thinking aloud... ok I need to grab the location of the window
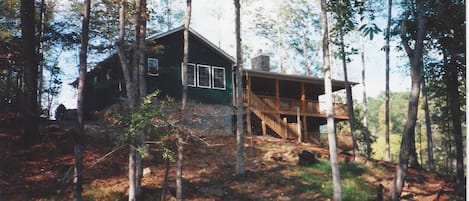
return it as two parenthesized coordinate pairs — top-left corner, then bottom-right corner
(197, 64), (211, 88)
(148, 58), (159, 76)
(186, 63), (196, 87)
(212, 66), (226, 90)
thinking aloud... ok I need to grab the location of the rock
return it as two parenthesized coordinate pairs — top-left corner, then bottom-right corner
(143, 167), (151, 176)
(298, 150), (317, 166)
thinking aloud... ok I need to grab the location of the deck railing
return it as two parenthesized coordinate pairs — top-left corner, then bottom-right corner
(244, 90), (349, 119)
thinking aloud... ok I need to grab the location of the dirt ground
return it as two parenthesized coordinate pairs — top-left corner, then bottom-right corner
(0, 121), (457, 201)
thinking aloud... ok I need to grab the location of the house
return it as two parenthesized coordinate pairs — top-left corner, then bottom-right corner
(76, 26), (355, 143)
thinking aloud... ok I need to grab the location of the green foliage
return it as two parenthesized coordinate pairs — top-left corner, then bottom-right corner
(298, 160), (375, 200)
(113, 91), (171, 158)
(372, 133), (401, 162)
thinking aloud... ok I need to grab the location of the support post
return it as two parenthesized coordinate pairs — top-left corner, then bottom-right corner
(283, 117), (288, 138)
(297, 107), (302, 143)
(275, 79), (280, 112)
(303, 116), (308, 142)
(261, 120), (266, 136)
(301, 82), (306, 112)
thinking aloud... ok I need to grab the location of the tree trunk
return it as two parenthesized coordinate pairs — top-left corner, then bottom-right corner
(21, 0), (39, 141)
(384, 0), (392, 162)
(421, 75), (434, 170)
(339, 29), (358, 157)
(37, 0), (45, 115)
(409, 125), (420, 168)
(390, 1), (425, 199)
(128, 146), (137, 201)
(138, 0), (147, 102)
(361, 36), (371, 159)
(74, 0), (90, 200)
(177, 1), (191, 200)
(117, 0), (136, 108)
(182, 0), (191, 109)
(234, 0), (245, 176)
(321, 0), (341, 200)
(446, 52), (464, 198)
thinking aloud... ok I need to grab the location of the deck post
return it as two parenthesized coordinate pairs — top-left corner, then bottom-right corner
(261, 120), (266, 136)
(297, 107), (302, 143)
(303, 116), (308, 141)
(283, 117), (288, 138)
(301, 82), (306, 112)
(246, 72), (252, 136)
(275, 79), (280, 112)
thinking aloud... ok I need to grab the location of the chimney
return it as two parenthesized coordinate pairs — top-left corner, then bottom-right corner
(251, 49), (270, 72)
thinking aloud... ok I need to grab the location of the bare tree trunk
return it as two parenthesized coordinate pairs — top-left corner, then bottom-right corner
(177, 1), (191, 200)
(117, 0), (136, 108)
(390, 1), (425, 199)
(421, 75), (434, 170)
(321, 0), (341, 200)
(339, 29), (358, 157)
(234, 0), (245, 175)
(360, 37), (371, 159)
(384, 0), (392, 162)
(75, 0), (90, 200)
(182, 0), (191, 110)
(21, 0), (39, 141)
(116, 1), (140, 200)
(138, 0), (147, 102)
(446, 52), (464, 198)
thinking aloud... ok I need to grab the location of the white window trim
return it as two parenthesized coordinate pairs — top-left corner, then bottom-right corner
(147, 58), (159, 76)
(211, 66), (226, 90)
(197, 64), (211, 88)
(181, 62), (196, 87)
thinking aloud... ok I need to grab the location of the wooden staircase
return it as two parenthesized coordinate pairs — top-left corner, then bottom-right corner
(245, 90), (300, 139)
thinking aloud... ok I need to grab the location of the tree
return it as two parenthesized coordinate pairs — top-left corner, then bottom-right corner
(177, 0), (191, 199)
(321, 0), (341, 200)
(390, 0), (425, 199)
(234, 0), (245, 175)
(360, 37), (371, 159)
(384, 0), (392, 162)
(74, 0), (91, 200)
(421, 75), (434, 170)
(328, 0), (359, 157)
(21, 0), (39, 141)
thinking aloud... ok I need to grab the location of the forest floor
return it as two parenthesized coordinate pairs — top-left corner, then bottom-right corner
(0, 121), (458, 201)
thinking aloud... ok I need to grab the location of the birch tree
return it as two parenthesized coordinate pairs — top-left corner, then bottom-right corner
(321, 0), (341, 200)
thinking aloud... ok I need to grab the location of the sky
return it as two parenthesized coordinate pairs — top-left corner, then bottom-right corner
(56, 0), (411, 110)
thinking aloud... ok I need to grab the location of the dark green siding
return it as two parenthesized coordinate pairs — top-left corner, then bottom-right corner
(147, 30), (234, 106)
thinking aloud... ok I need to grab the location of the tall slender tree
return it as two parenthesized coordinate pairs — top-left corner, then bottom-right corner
(75, 0), (91, 200)
(360, 37), (371, 159)
(390, 0), (425, 199)
(177, 0), (191, 200)
(384, 0), (392, 162)
(234, 0), (245, 175)
(321, 0), (341, 200)
(421, 74), (434, 170)
(21, 0), (39, 141)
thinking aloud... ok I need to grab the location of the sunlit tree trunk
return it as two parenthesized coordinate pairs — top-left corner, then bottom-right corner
(384, 0), (392, 162)
(321, 0), (341, 200)
(21, 0), (39, 141)
(75, 0), (90, 200)
(234, 0), (245, 175)
(360, 37), (371, 159)
(390, 1), (425, 199)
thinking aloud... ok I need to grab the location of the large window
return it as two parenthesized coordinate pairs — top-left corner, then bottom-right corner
(212, 66), (226, 90)
(148, 58), (159, 76)
(197, 64), (211, 88)
(186, 63), (196, 87)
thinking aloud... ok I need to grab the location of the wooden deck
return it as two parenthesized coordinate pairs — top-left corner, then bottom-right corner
(244, 89), (348, 143)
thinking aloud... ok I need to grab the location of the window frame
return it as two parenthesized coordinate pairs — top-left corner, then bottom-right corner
(182, 62), (196, 87)
(197, 64), (211, 88)
(147, 58), (159, 76)
(211, 66), (226, 90)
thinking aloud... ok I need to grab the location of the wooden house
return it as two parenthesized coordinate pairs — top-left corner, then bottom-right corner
(75, 26), (355, 143)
